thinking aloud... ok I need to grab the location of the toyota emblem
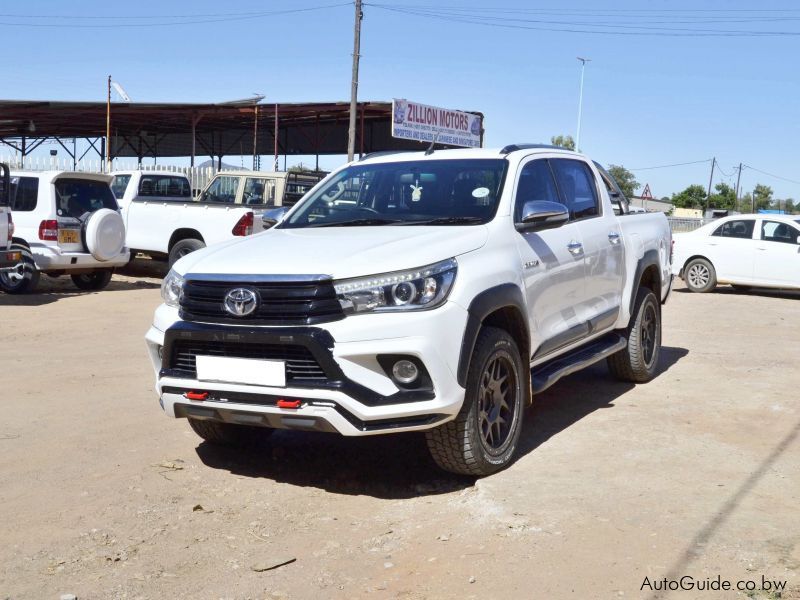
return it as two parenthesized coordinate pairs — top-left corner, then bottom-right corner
(223, 287), (259, 317)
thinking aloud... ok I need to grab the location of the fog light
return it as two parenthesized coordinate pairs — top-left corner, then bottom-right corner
(392, 359), (419, 384)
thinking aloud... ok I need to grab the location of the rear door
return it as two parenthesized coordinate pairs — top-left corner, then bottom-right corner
(754, 220), (800, 287)
(551, 158), (625, 333)
(705, 218), (757, 282)
(0, 164), (9, 250)
(512, 157), (587, 360)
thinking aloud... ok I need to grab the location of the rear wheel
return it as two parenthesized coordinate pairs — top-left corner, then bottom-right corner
(169, 238), (205, 268)
(188, 418), (273, 447)
(425, 327), (527, 476)
(607, 287), (662, 383)
(684, 258), (717, 293)
(0, 244), (39, 294)
(71, 269), (113, 290)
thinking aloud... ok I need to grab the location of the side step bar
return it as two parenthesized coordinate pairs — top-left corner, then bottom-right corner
(532, 333), (627, 394)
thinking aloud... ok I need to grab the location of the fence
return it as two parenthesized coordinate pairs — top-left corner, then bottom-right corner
(667, 217), (712, 233)
(0, 155), (245, 194)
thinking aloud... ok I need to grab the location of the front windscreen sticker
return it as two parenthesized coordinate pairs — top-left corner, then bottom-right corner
(472, 187), (490, 199)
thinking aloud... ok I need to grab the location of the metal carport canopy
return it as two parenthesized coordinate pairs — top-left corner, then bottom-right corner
(0, 99), (484, 159)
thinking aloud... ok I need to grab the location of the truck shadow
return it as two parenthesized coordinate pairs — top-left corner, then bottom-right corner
(195, 346), (689, 499)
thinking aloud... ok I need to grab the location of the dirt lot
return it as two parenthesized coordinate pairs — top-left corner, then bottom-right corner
(1, 262), (798, 600)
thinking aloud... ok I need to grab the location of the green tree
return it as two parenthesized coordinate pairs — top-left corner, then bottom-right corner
(784, 199), (796, 214)
(607, 164), (639, 199)
(707, 182), (736, 210)
(671, 184), (707, 209)
(550, 135), (575, 151)
(753, 183), (773, 211)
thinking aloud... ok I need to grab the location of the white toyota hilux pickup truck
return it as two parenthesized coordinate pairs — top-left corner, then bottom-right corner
(146, 145), (672, 475)
(111, 170), (256, 267)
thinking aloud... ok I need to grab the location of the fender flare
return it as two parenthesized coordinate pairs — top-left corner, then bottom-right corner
(457, 283), (528, 387)
(629, 248), (661, 313)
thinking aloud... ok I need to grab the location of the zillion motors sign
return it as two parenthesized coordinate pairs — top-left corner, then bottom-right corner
(391, 99), (483, 148)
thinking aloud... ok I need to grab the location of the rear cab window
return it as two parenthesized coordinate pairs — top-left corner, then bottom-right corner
(10, 176), (40, 212)
(138, 175), (191, 200)
(54, 179), (118, 218)
(111, 174), (131, 199)
(712, 219), (755, 239)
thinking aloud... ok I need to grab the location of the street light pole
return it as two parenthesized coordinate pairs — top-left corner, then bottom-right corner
(347, 0), (363, 162)
(575, 57), (591, 152)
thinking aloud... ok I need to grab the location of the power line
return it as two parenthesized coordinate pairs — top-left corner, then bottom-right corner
(630, 159), (712, 171)
(742, 165), (800, 186)
(0, 3), (351, 28)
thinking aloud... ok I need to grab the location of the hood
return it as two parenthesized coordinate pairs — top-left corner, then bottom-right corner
(174, 225), (489, 279)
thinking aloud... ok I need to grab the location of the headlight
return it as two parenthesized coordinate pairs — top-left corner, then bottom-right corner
(161, 269), (185, 308)
(334, 258), (457, 314)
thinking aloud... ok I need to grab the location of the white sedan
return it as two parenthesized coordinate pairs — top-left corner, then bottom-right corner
(673, 214), (800, 292)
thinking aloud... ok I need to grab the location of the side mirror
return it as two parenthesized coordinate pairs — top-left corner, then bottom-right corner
(262, 206), (288, 229)
(796, 235), (800, 245)
(516, 200), (569, 232)
(609, 190), (620, 198)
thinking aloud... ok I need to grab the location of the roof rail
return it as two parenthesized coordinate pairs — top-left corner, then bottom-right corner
(358, 150), (413, 162)
(499, 143), (569, 154)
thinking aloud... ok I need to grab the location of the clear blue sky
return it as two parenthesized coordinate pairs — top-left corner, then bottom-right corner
(3, 0), (799, 199)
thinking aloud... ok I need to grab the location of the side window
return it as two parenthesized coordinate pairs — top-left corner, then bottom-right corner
(243, 177), (276, 206)
(138, 175), (191, 199)
(550, 159), (600, 220)
(198, 176), (240, 204)
(761, 220), (799, 244)
(10, 177), (39, 211)
(711, 219), (755, 239)
(513, 159), (560, 222)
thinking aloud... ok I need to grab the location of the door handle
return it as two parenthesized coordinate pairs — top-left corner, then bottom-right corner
(608, 231), (621, 245)
(567, 241), (583, 255)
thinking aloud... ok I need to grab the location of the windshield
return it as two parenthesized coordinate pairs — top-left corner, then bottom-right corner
(281, 159), (507, 228)
(54, 179), (118, 218)
(111, 174), (131, 199)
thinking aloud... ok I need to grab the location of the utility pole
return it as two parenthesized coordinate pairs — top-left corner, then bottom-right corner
(105, 75), (111, 172)
(347, 0), (363, 162)
(575, 57), (591, 152)
(706, 156), (716, 208)
(734, 162), (743, 212)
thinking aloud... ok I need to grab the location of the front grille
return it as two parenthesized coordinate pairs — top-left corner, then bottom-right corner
(180, 278), (344, 325)
(169, 339), (327, 382)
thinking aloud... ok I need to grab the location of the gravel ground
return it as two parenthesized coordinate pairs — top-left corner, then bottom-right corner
(1, 261), (798, 599)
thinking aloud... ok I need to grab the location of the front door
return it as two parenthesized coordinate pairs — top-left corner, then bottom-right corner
(754, 220), (800, 287)
(512, 158), (586, 360)
(705, 218), (757, 282)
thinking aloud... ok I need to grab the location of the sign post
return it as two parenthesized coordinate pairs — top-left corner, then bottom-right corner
(391, 99), (482, 148)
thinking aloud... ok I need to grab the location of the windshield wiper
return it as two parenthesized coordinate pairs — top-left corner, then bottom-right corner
(401, 216), (486, 226)
(309, 218), (403, 228)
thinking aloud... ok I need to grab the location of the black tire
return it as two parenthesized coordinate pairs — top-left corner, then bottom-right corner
(168, 238), (205, 268)
(684, 258), (717, 293)
(188, 418), (272, 447)
(425, 326), (527, 476)
(607, 287), (662, 383)
(0, 244), (39, 294)
(71, 269), (113, 291)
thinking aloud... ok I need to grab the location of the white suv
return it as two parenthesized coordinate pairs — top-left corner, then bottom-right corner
(1, 171), (129, 293)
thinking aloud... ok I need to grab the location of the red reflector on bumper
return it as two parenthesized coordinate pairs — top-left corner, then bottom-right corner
(184, 391), (208, 401)
(277, 399), (302, 409)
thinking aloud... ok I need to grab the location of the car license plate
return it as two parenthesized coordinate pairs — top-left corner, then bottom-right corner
(195, 355), (286, 387)
(58, 229), (80, 244)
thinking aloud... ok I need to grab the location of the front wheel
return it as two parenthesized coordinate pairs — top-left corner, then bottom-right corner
(71, 270), (113, 291)
(426, 326), (527, 476)
(607, 287), (662, 383)
(188, 418), (273, 447)
(168, 238), (205, 268)
(0, 244), (39, 294)
(684, 258), (717, 293)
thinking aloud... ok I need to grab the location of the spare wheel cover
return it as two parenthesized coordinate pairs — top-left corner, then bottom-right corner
(85, 209), (125, 262)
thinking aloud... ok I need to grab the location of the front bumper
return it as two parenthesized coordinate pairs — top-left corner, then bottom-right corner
(30, 244), (130, 271)
(145, 302), (469, 436)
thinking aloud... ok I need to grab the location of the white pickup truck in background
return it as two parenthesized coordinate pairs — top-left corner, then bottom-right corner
(112, 171), (256, 267)
(146, 144), (673, 476)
